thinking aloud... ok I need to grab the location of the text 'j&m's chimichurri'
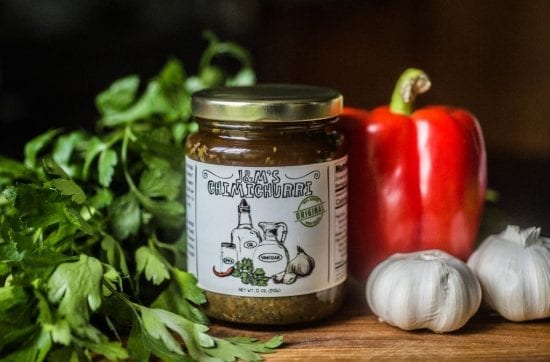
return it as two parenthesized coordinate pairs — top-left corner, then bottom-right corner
(185, 84), (348, 325)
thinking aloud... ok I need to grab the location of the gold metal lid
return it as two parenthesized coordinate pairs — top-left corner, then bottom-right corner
(191, 84), (343, 122)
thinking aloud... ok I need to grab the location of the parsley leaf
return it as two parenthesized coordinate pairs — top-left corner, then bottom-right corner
(96, 75), (140, 116)
(152, 268), (208, 325)
(174, 269), (206, 305)
(132, 305), (283, 362)
(101, 235), (129, 276)
(49, 178), (86, 204)
(47, 255), (104, 326)
(98, 148), (118, 187)
(225, 336), (284, 353)
(127, 315), (183, 362)
(0, 156), (32, 182)
(24, 129), (60, 169)
(109, 192), (141, 240)
(7, 184), (67, 228)
(139, 156), (183, 201)
(43, 156), (71, 179)
(79, 340), (129, 360)
(89, 187), (113, 210)
(51, 131), (87, 177)
(207, 336), (280, 362)
(136, 245), (170, 285)
(82, 136), (106, 180)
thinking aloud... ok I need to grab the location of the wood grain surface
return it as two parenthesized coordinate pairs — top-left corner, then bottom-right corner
(210, 279), (550, 361)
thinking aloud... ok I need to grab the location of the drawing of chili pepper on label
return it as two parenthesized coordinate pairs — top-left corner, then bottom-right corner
(212, 265), (234, 277)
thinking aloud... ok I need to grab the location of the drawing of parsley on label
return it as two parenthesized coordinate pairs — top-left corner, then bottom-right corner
(231, 258), (269, 286)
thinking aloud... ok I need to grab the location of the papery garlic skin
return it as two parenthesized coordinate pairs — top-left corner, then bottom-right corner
(366, 250), (481, 333)
(467, 225), (550, 322)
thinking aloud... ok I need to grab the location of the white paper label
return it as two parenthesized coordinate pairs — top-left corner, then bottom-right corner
(186, 156), (347, 297)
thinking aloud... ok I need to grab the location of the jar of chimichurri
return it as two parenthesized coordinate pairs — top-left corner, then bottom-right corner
(185, 84), (348, 325)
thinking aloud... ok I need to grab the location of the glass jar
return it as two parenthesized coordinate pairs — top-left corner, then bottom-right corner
(185, 84), (348, 325)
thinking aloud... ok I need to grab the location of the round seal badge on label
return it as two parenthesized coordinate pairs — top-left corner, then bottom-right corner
(295, 195), (325, 227)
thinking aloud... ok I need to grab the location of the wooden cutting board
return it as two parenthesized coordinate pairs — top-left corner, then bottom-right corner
(210, 279), (550, 360)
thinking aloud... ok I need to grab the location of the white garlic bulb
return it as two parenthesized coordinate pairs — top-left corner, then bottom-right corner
(366, 250), (481, 333)
(467, 225), (550, 322)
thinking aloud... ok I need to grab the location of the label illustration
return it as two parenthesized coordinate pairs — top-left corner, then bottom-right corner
(186, 157), (347, 297)
(212, 200), (316, 287)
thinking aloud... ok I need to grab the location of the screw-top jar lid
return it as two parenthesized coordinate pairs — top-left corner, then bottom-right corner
(191, 84), (343, 122)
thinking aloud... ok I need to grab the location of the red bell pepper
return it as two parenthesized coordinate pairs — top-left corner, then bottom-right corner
(338, 68), (487, 279)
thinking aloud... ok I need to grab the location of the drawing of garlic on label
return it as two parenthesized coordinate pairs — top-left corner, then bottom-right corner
(186, 157), (347, 297)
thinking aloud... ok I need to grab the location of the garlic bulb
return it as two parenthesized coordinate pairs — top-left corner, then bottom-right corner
(286, 246), (315, 277)
(366, 250), (481, 333)
(467, 225), (550, 322)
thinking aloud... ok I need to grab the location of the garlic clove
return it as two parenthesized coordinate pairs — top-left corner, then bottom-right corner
(467, 225), (550, 322)
(366, 250), (481, 333)
(282, 272), (297, 285)
(272, 271), (285, 284)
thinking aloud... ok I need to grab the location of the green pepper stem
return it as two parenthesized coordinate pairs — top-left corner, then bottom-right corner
(389, 68), (431, 116)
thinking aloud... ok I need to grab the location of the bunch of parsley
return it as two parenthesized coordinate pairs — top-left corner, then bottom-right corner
(231, 259), (269, 287)
(0, 33), (282, 362)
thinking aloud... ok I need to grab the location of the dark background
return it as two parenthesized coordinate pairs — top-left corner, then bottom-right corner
(1, 0), (549, 232)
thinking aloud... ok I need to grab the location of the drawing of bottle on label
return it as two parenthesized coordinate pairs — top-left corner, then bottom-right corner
(219, 243), (237, 269)
(231, 199), (262, 261)
(254, 222), (290, 277)
(212, 199), (261, 277)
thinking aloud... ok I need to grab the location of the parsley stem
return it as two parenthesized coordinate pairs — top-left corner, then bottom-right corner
(121, 126), (140, 196)
(32, 228), (43, 245)
(103, 280), (138, 313)
(148, 234), (176, 272)
(105, 315), (123, 343)
(154, 240), (180, 253)
(104, 129), (124, 148)
(121, 125), (160, 211)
